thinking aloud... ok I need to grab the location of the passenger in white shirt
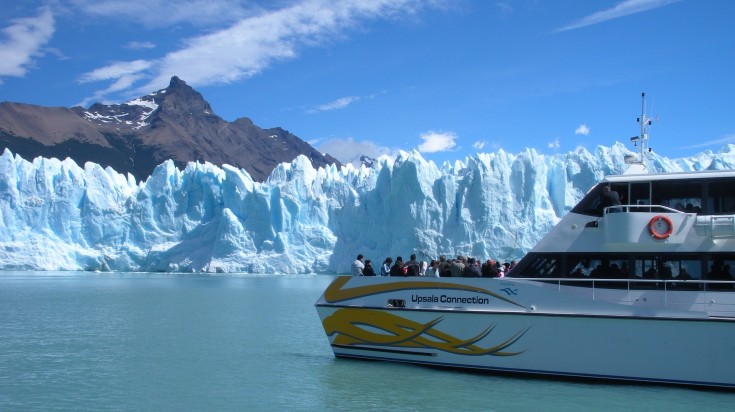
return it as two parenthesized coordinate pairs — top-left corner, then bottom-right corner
(424, 260), (440, 277)
(351, 254), (365, 276)
(380, 257), (393, 276)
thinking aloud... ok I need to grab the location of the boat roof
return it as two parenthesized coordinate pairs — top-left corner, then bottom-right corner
(603, 168), (735, 184)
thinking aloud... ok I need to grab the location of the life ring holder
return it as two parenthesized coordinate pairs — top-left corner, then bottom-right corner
(648, 215), (673, 239)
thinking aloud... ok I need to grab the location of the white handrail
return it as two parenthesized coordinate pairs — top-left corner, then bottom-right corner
(512, 277), (734, 309)
(603, 204), (684, 214)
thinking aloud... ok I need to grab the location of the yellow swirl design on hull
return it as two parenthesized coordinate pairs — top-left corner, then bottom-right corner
(323, 308), (528, 356)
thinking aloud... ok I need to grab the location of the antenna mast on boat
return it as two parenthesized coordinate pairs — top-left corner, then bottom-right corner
(626, 92), (656, 167)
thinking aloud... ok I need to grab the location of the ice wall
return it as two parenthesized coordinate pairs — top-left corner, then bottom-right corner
(1, 143), (734, 274)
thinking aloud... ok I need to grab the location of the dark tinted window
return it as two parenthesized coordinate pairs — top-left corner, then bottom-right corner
(651, 180), (701, 213)
(509, 252), (735, 291)
(707, 178), (735, 215)
(570, 184), (607, 217)
(572, 177), (735, 217)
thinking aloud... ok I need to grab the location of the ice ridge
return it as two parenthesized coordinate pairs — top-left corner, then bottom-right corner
(1, 142), (734, 274)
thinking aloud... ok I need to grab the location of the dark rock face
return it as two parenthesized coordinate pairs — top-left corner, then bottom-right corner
(360, 155), (377, 168)
(0, 76), (340, 181)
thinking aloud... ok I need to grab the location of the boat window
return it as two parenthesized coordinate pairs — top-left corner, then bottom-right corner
(633, 256), (679, 280)
(651, 180), (702, 213)
(510, 252), (735, 286)
(570, 184), (607, 217)
(707, 178), (735, 215)
(388, 299), (406, 308)
(573, 177), (735, 217)
(629, 182), (650, 209)
(569, 257), (596, 277)
(509, 253), (562, 278)
(628, 256), (705, 289)
(675, 259), (702, 280)
(703, 256), (735, 291)
(567, 254), (629, 278)
(633, 257), (657, 279)
(571, 183), (631, 216)
(704, 258), (735, 281)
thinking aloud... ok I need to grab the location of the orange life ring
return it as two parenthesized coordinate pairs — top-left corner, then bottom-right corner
(648, 215), (673, 239)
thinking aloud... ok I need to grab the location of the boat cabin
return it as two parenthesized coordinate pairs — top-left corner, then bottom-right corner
(509, 170), (735, 290)
(573, 171), (735, 217)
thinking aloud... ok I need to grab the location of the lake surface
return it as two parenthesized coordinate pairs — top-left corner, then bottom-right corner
(0, 272), (732, 411)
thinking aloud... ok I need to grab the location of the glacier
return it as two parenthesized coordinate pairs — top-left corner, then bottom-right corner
(1, 143), (735, 274)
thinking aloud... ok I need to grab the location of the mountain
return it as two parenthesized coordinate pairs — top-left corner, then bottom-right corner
(0, 76), (340, 181)
(360, 154), (377, 168)
(1, 144), (733, 274)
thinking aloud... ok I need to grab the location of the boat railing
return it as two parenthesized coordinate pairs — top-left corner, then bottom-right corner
(602, 205), (735, 238)
(514, 277), (735, 312)
(603, 204), (682, 214)
(527, 277), (734, 290)
(699, 215), (735, 238)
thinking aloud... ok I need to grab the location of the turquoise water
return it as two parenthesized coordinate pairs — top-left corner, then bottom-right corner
(0, 272), (732, 411)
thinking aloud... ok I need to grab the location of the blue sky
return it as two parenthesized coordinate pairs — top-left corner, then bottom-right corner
(1, 0), (733, 166)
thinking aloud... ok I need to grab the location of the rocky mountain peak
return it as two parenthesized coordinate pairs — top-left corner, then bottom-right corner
(155, 76), (213, 118)
(0, 76), (341, 182)
(360, 155), (377, 168)
(80, 76), (214, 131)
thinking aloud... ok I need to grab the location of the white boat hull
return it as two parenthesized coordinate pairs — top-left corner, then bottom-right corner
(315, 276), (735, 388)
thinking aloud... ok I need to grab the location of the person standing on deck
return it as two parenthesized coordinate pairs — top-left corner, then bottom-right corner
(600, 185), (622, 213)
(362, 260), (376, 276)
(380, 257), (392, 276)
(351, 254), (365, 276)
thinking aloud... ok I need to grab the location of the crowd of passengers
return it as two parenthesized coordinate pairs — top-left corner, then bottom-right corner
(350, 253), (516, 277)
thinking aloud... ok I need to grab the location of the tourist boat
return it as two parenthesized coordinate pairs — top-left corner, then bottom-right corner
(314, 94), (735, 388)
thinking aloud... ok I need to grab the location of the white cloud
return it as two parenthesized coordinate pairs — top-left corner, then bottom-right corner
(308, 92), (382, 113)
(575, 124), (590, 135)
(555, 0), (681, 32)
(0, 7), (55, 81)
(76, 74), (147, 107)
(70, 0), (249, 28)
(308, 96), (360, 113)
(548, 139), (561, 150)
(679, 134), (735, 150)
(78, 0), (429, 102)
(78, 60), (153, 83)
(418, 130), (457, 153)
(472, 141), (486, 150)
(124, 41), (156, 50)
(317, 137), (395, 166)
(76, 60), (152, 106)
